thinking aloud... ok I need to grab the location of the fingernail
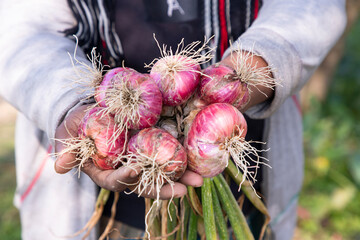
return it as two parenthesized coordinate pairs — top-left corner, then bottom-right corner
(130, 170), (139, 178)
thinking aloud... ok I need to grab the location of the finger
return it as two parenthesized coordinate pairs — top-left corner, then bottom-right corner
(54, 105), (90, 174)
(133, 182), (187, 200)
(54, 151), (78, 174)
(82, 162), (140, 192)
(54, 124), (79, 174)
(159, 182), (187, 199)
(178, 170), (203, 187)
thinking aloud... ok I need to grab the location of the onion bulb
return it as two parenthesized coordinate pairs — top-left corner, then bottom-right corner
(199, 50), (275, 110)
(147, 37), (213, 106)
(199, 63), (250, 110)
(125, 127), (187, 201)
(185, 103), (268, 187)
(78, 107), (127, 170)
(56, 107), (127, 172)
(95, 67), (163, 131)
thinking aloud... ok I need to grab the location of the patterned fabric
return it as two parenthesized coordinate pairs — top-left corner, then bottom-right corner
(65, 0), (262, 66)
(65, 0), (123, 66)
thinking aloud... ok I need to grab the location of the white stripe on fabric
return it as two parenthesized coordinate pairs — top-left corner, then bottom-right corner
(204, 0), (212, 38)
(86, 1), (99, 45)
(225, 0), (232, 42)
(211, 0), (219, 63)
(80, 0), (94, 46)
(111, 23), (123, 55)
(73, 0), (86, 41)
(202, 0), (212, 68)
(245, 0), (251, 30)
(98, 0), (122, 59)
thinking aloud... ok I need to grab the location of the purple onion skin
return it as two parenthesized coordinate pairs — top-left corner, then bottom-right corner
(127, 128), (188, 181)
(184, 103), (247, 178)
(199, 64), (250, 110)
(129, 74), (163, 129)
(95, 67), (163, 130)
(95, 67), (138, 107)
(78, 107), (127, 170)
(150, 56), (201, 106)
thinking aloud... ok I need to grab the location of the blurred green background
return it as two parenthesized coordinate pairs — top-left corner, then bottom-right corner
(294, 14), (360, 240)
(0, 9), (359, 240)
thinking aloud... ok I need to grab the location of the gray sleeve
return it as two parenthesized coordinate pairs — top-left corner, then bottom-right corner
(223, 0), (347, 118)
(0, 0), (94, 142)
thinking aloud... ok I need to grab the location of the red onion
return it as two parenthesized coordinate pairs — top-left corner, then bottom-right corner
(185, 103), (247, 178)
(125, 127), (187, 199)
(150, 55), (201, 106)
(199, 51), (275, 110)
(148, 37), (213, 106)
(56, 107), (127, 172)
(123, 128), (187, 237)
(185, 103), (268, 189)
(95, 67), (137, 107)
(199, 64), (250, 110)
(78, 107), (127, 170)
(95, 67), (163, 130)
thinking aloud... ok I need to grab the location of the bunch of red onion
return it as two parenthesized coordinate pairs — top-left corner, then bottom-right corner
(63, 38), (274, 192)
(60, 37), (276, 240)
(93, 66), (189, 190)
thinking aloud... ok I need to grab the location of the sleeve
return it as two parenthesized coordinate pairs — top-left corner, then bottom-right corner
(222, 0), (347, 118)
(0, 0), (94, 142)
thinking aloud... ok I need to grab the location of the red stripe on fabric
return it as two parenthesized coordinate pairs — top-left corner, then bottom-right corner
(254, 0), (259, 19)
(292, 95), (302, 116)
(219, 0), (228, 57)
(20, 145), (52, 203)
(101, 40), (109, 66)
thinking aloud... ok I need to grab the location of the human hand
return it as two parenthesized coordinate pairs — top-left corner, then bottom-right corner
(220, 51), (274, 112)
(54, 104), (203, 199)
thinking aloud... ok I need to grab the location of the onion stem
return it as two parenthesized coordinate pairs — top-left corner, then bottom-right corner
(99, 191), (119, 240)
(176, 197), (191, 240)
(213, 175), (254, 240)
(187, 209), (198, 240)
(201, 178), (217, 240)
(187, 186), (203, 216)
(226, 160), (270, 240)
(210, 180), (229, 240)
(167, 199), (179, 240)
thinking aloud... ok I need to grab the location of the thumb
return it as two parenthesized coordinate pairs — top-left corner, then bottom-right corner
(54, 122), (80, 174)
(54, 104), (90, 174)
